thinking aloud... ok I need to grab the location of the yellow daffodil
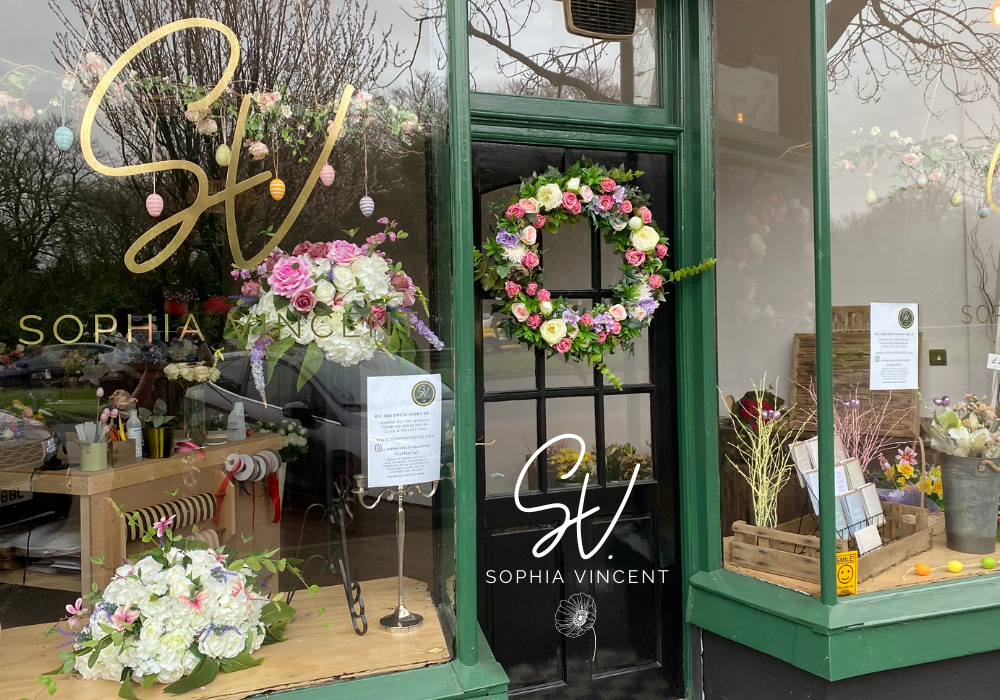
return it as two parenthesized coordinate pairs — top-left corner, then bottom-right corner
(897, 463), (915, 478)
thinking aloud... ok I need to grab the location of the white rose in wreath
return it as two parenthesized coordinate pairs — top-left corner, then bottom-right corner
(539, 300), (553, 315)
(630, 226), (659, 252)
(314, 279), (336, 304)
(539, 318), (567, 345)
(520, 226), (537, 245)
(629, 216), (643, 231)
(609, 304), (628, 321)
(565, 177), (581, 192)
(332, 266), (357, 291)
(536, 183), (563, 211)
(511, 303), (530, 322)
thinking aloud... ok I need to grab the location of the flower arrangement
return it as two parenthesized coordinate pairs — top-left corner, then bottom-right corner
(875, 448), (944, 509)
(0, 341), (26, 371)
(33, 519), (305, 697)
(474, 160), (714, 387)
(163, 361), (221, 385)
(551, 441), (653, 483)
(923, 394), (1000, 458)
(228, 218), (443, 396)
(248, 420), (309, 466)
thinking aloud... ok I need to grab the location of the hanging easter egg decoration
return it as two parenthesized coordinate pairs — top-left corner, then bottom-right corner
(320, 163), (336, 187)
(269, 178), (286, 201)
(915, 172), (928, 189)
(215, 144), (231, 167)
(146, 193), (164, 218)
(54, 125), (73, 151)
(359, 195), (375, 217)
(865, 189), (877, 206)
(979, 205), (990, 219)
(950, 190), (964, 207)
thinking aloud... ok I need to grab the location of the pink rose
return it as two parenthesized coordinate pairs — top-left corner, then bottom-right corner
(555, 338), (572, 354)
(611, 321), (622, 335)
(291, 288), (317, 313)
(537, 289), (551, 302)
(634, 308), (647, 321)
(292, 241), (312, 256)
(639, 206), (652, 224)
(241, 280), (261, 296)
(609, 304), (628, 321)
(521, 226), (537, 244)
(619, 200), (633, 214)
(579, 185), (594, 202)
(601, 178), (616, 193)
(369, 305), (387, 326)
(527, 313), (542, 329)
(391, 272), (417, 306)
(597, 331), (608, 343)
(648, 274), (663, 289)
(562, 192), (578, 210)
(505, 280), (521, 297)
(535, 215), (546, 227)
(511, 303), (530, 322)
(523, 252), (540, 269)
(527, 282), (539, 296)
(329, 240), (362, 265)
(267, 257), (315, 297)
(580, 313), (594, 326)
(246, 140), (269, 161)
(568, 201), (582, 215)
(308, 241), (331, 258)
(598, 195), (615, 211)
(507, 203), (525, 219)
(655, 243), (668, 259)
(519, 198), (538, 213)
(625, 248), (646, 266)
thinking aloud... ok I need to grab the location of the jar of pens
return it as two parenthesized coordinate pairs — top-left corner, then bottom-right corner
(75, 387), (116, 472)
(72, 388), (145, 471)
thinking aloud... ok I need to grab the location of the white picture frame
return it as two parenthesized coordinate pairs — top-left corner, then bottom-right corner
(841, 458), (867, 491)
(788, 441), (811, 488)
(858, 483), (885, 527)
(841, 489), (869, 536)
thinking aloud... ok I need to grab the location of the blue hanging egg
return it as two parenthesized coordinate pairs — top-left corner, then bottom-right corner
(979, 205), (990, 219)
(54, 126), (73, 151)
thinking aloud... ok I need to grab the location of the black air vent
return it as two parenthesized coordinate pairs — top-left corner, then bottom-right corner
(565, 0), (637, 40)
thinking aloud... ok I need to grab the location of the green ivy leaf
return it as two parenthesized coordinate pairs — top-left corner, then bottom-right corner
(297, 341), (324, 391)
(219, 651), (265, 673)
(163, 658), (220, 695)
(118, 672), (140, 700)
(266, 335), (296, 383)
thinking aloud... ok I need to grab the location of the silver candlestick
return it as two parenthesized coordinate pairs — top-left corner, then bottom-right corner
(353, 475), (439, 633)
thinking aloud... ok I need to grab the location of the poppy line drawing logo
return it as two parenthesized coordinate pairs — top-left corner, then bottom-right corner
(554, 592), (598, 661)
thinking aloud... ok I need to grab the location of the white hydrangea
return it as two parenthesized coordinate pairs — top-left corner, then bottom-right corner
(349, 254), (392, 298)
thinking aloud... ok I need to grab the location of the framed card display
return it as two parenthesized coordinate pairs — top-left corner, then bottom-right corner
(858, 483), (885, 527)
(841, 458), (867, 491)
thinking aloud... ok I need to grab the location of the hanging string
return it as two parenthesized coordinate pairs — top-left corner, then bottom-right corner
(363, 119), (369, 196)
(61, 0), (101, 126)
(297, 1), (320, 108)
(150, 108), (158, 194)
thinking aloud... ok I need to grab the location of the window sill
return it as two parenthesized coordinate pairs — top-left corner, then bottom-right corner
(687, 568), (1000, 680)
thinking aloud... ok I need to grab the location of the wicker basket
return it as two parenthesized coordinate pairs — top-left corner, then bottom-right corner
(0, 425), (52, 472)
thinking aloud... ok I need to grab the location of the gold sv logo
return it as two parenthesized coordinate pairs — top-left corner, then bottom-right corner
(80, 18), (354, 274)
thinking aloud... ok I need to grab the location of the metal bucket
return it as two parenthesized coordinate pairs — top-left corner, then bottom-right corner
(940, 454), (1000, 554)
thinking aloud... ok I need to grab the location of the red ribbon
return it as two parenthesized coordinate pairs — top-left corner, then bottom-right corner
(214, 461), (241, 526)
(266, 472), (281, 523)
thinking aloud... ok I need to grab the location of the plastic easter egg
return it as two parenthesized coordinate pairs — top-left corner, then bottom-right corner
(915, 172), (927, 189)
(914, 563), (931, 576)
(215, 144), (231, 167)
(269, 178), (286, 201)
(320, 163), (336, 187)
(865, 189), (877, 206)
(947, 560), (964, 574)
(359, 195), (375, 217)
(54, 125), (73, 151)
(979, 205), (990, 219)
(950, 190), (963, 207)
(145, 192), (164, 218)
(983, 557), (996, 569)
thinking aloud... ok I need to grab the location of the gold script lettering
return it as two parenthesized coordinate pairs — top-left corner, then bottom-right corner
(79, 18), (354, 273)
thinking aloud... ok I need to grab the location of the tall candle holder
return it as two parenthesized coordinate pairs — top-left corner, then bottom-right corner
(353, 475), (439, 632)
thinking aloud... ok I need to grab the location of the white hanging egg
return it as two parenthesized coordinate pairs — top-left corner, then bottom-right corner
(359, 195), (375, 217)
(320, 163), (336, 187)
(215, 144), (231, 167)
(146, 193), (164, 218)
(979, 205), (990, 219)
(950, 191), (964, 207)
(54, 126), (73, 151)
(865, 189), (877, 206)
(269, 178), (286, 201)
(915, 172), (927, 189)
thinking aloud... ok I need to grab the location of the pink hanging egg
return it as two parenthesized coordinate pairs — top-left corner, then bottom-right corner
(146, 193), (164, 217)
(320, 164), (335, 187)
(359, 195), (375, 217)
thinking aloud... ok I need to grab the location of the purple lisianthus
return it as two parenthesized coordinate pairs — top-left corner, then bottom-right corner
(591, 198), (605, 213)
(613, 186), (626, 203)
(637, 298), (659, 316)
(592, 312), (614, 332)
(562, 309), (580, 325)
(495, 230), (519, 249)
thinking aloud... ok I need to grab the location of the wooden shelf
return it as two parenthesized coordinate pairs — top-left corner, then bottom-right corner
(0, 567), (81, 592)
(0, 433), (280, 496)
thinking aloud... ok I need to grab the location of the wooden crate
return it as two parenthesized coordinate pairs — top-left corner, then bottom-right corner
(730, 503), (932, 584)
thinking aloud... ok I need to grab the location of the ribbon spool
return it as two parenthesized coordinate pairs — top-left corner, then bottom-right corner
(216, 451), (282, 524)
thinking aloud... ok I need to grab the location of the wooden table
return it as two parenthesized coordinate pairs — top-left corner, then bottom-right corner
(0, 434), (281, 596)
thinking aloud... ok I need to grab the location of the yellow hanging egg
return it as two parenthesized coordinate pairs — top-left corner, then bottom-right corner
(950, 190), (963, 207)
(215, 144), (231, 167)
(865, 189), (877, 206)
(269, 178), (286, 201)
(947, 560), (964, 574)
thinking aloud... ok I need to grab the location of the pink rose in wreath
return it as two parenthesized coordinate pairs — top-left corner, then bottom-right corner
(329, 240), (362, 265)
(639, 206), (652, 224)
(579, 185), (594, 202)
(655, 243), (668, 259)
(307, 241), (331, 258)
(369, 305), (387, 326)
(526, 282), (539, 296)
(505, 280), (521, 297)
(520, 226), (537, 245)
(598, 195), (615, 211)
(619, 200), (633, 214)
(580, 313), (594, 326)
(527, 313), (542, 329)
(568, 201), (582, 215)
(507, 203), (525, 219)
(292, 241), (313, 256)
(601, 178), (616, 193)
(625, 248), (646, 266)
(609, 304), (628, 321)
(291, 288), (317, 313)
(523, 252), (540, 269)
(562, 192), (578, 210)
(241, 280), (261, 297)
(519, 198), (538, 213)
(268, 257), (315, 297)
(391, 272), (417, 307)
(611, 321), (622, 335)
(597, 331), (608, 343)
(648, 274), (663, 289)
(535, 214), (546, 227)
(537, 288), (551, 301)
(554, 338), (572, 354)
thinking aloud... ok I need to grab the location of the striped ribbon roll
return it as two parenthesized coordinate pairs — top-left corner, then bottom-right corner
(126, 493), (216, 541)
(188, 528), (220, 549)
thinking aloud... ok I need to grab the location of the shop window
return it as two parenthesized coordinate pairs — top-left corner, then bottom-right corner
(468, 0), (658, 105)
(0, 0), (456, 697)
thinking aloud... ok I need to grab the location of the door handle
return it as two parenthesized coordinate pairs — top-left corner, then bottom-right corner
(476, 439), (496, 446)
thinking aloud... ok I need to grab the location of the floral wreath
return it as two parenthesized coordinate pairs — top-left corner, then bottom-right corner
(474, 161), (715, 386)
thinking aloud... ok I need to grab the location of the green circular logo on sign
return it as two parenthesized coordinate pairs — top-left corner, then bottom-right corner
(411, 381), (436, 407)
(898, 308), (914, 329)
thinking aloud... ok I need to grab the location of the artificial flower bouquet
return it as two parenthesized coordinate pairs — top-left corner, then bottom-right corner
(923, 394), (1000, 458)
(227, 218), (443, 399)
(875, 447), (944, 509)
(163, 361), (221, 384)
(248, 419), (309, 465)
(33, 517), (304, 698)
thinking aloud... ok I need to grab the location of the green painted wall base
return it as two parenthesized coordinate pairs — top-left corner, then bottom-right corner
(272, 627), (509, 700)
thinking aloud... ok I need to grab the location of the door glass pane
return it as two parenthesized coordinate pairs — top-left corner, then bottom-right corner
(546, 396), (597, 488)
(542, 219), (593, 290)
(468, 0), (658, 106)
(602, 333), (649, 386)
(485, 400), (539, 495)
(483, 300), (536, 392)
(604, 393), (652, 482)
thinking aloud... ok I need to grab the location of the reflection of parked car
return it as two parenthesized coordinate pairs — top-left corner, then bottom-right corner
(0, 344), (113, 386)
(200, 350), (454, 510)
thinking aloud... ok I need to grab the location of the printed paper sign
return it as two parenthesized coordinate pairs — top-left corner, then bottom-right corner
(988, 353), (1000, 371)
(836, 551), (858, 596)
(367, 374), (442, 488)
(870, 302), (919, 390)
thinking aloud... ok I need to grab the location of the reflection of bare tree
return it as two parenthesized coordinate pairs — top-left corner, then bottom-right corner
(827, 0), (1000, 110)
